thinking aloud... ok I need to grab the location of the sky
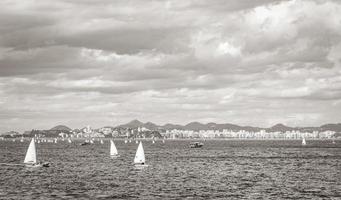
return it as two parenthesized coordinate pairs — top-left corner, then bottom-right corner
(0, 0), (341, 132)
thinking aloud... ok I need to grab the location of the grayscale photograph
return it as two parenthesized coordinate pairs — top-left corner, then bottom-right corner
(0, 0), (340, 199)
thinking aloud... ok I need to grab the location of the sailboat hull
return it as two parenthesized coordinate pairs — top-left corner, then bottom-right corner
(134, 164), (149, 169)
(25, 162), (50, 168)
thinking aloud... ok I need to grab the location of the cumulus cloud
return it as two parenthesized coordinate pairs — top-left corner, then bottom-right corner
(0, 0), (341, 132)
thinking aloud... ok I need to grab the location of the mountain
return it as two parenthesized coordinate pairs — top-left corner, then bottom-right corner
(50, 125), (71, 131)
(144, 122), (159, 130)
(184, 122), (208, 131)
(268, 123), (294, 132)
(119, 119), (144, 128)
(161, 123), (184, 130)
(320, 123), (341, 132)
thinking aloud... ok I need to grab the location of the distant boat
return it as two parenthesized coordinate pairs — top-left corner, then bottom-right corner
(124, 139), (128, 144)
(134, 142), (146, 166)
(135, 140), (138, 144)
(68, 138), (72, 143)
(190, 142), (204, 148)
(24, 138), (49, 167)
(302, 138), (306, 146)
(20, 137), (24, 142)
(110, 140), (119, 157)
(100, 139), (104, 144)
(129, 139), (132, 143)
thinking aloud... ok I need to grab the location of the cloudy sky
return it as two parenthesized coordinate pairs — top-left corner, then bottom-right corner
(0, 0), (341, 132)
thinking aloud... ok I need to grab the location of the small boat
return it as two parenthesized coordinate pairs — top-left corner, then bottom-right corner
(110, 140), (119, 157)
(68, 138), (72, 143)
(190, 142), (204, 148)
(302, 138), (306, 146)
(24, 138), (49, 167)
(100, 140), (104, 144)
(135, 140), (138, 144)
(152, 140), (155, 144)
(134, 142), (147, 167)
(80, 141), (90, 146)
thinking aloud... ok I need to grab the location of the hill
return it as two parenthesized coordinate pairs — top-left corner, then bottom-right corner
(50, 125), (72, 132)
(320, 123), (341, 132)
(119, 119), (144, 128)
(267, 123), (295, 132)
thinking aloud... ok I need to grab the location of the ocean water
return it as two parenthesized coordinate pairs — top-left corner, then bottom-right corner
(0, 139), (340, 199)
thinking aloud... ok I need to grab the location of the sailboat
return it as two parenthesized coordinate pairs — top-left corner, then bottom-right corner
(302, 137), (306, 146)
(24, 138), (49, 167)
(134, 142), (147, 167)
(110, 140), (119, 157)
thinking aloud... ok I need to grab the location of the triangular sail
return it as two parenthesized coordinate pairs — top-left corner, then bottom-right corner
(24, 138), (37, 164)
(302, 138), (306, 145)
(110, 140), (118, 156)
(134, 142), (145, 164)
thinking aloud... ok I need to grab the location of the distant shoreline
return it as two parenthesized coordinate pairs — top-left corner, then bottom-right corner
(2, 138), (339, 141)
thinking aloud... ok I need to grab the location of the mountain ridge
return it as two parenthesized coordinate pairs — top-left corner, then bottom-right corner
(116, 120), (341, 132)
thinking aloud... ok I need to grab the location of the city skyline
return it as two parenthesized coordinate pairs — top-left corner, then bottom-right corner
(1, 0), (341, 132)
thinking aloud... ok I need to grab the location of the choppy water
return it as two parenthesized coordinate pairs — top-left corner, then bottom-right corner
(0, 139), (340, 199)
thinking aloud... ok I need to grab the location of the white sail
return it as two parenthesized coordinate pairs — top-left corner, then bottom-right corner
(110, 140), (118, 156)
(24, 138), (37, 164)
(302, 138), (306, 145)
(134, 142), (145, 164)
